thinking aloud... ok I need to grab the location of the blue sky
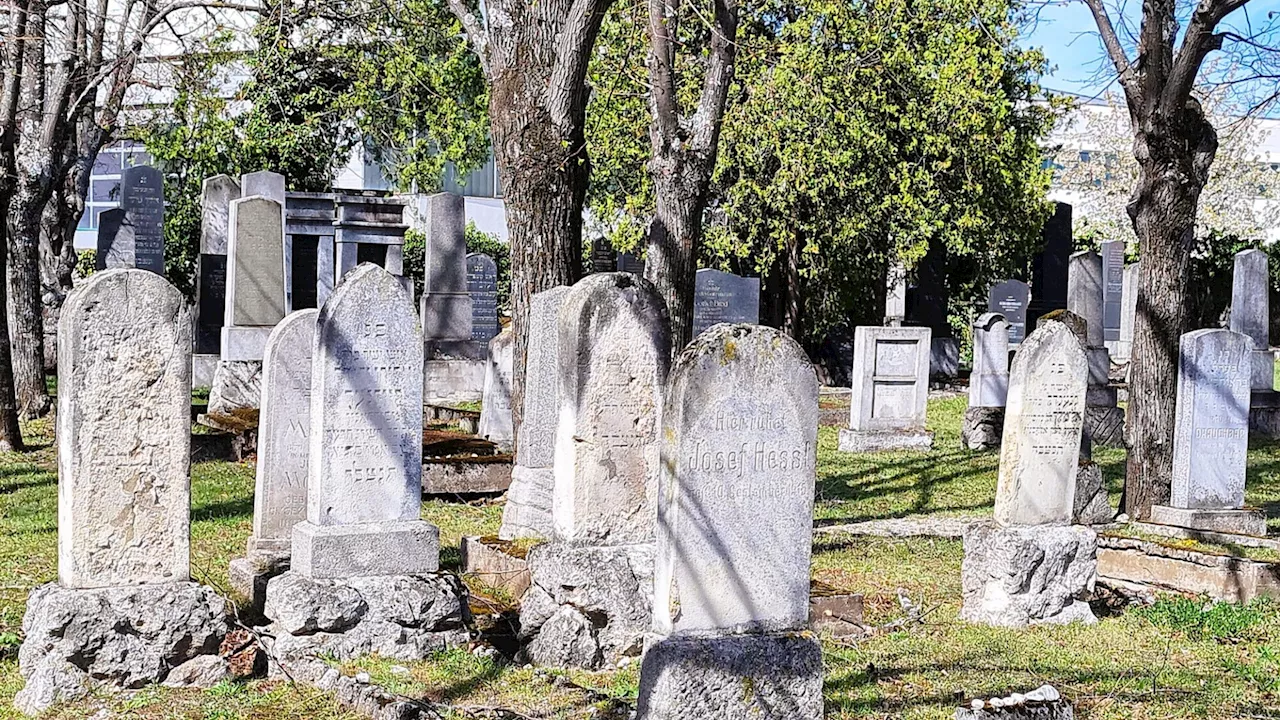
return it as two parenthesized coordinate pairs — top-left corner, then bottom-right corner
(1021, 0), (1280, 100)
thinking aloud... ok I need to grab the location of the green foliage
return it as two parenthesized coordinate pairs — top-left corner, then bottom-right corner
(1136, 596), (1275, 642)
(587, 0), (1058, 342)
(1187, 231), (1280, 335)
(74, 249), (96, 280)
(402, 222), (509, 313)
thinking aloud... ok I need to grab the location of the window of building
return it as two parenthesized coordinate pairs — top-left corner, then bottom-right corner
(77, 141), (152, 232)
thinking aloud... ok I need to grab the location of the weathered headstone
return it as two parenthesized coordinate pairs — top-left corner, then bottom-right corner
(220, 196), (286, 363)
(1116, 262), (1140, 363)
(884, 262), (907, 326)
(1067, 251), (1104, 349)
(993, 314), (1089, 526)
(1230, 249), (1276, 392)
(195, 175), (241, 356)
(691, 268), (760, 336)
(987, 280), (1030, 346)
(962, 313), (1010, 451)
(1100, 240), (1124, 347)
(617, 251), (646, 275)
(418, 194), (485, 404)
(521, 273), (671, 670)
(1029, 202), (1071, 325)
(837, 326), (933, 452)
(240, 171), (289, 311)
(468, 253), (500, 344)
(639, 324), (822, 720)
(591, 238), (616, 273)
(57, 269), (193, 588)
(477, 326), (514, 451)
(1150, 328), (1266, 536)
(291, 263), (434, 578)
(1068, 250), (1123, 447)
(499, 286), (571, 540)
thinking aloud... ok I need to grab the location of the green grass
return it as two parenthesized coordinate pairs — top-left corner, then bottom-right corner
(2, 398), (1280, 718)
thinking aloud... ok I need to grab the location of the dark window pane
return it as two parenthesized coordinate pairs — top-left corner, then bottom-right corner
(93, 151), (122, 175)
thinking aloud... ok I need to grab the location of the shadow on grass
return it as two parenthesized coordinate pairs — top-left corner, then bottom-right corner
(191, 496), (254, 522)
(816, 444), (997, 527)
(0, 467), (55, 495)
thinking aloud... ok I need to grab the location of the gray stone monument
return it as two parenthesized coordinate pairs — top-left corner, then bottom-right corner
(638, 325), (822, 720)
(229, 308), (318, 618)
(16, 269), (228, 715)
(964, 313), (1098, 628)
(1150, 328), (1266, 536)
(262, 264), (467, 663)
(332, 195), (410, 292)
(1100, 240), (1124, 349)
(1115, 262), (1140, 363)
(477, 325), (514, 451)
(837, 326), (933, 452)
(1068, 250), (1123, 447)
(95, 166), (165, 274)
(962, 313), (1009, 451)
(521, 273), (671, 670)
(691, 268), (760, 336)
(1230, 249), (1276, 392)
(195, 175), (240, 358)
(467, 253), (500, 344)
(220, 196), (286, 362)
(499, 286), (571, 540)
(418, 193), (485, 404)
(241, 171), (288, 309)
(987, 279), (1030, 346)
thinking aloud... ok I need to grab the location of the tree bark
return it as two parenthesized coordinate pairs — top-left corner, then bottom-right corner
(0, 208), (24, 452)
(1123, 102), (1217, 519)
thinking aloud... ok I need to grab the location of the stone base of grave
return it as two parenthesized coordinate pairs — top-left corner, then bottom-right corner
(1096, 535), (1280, 603)
(292, 520), (440, 579)
(838, 428), (934, 453)
(423, 456), (512, 495)
(461, 536), (531, 598)
(221, 325), (274, 362)
(499, 465), (555, 540)
(424, 402), (481, 434)
(209, 359), (263, 415)
(961, 407), (1004, 451)
(229, 545), (291, 623)
(1073, 462), (1114, 525)
(1148, 505), (1268, 537)
(15, 582), (229, 715)
(960, 521), (1098, 628)
(635, 633), (823, 720)
(520, 542), (654, 670)
(1250, 350), (1276, 392)
(423, 359), (485, 405)
(1084, 405), (1125, 447)
(263, 571), (470, 663)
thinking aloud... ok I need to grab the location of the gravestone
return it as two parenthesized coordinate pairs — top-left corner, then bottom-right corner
(1100, 240), (1124, 347)
(418, 193), (484, 404)
(220, 196), (286, 363)
(964, 313), (1097, 628)
(284, 192), (336, 309)
(229, 308), (318, 617)
(17, 268), (228, 715)
(691, 268), (760, 336)
(837, 326), (933, 452)
(1067, 251), (1104, 349)
(992, 314), (1089, 526)
(1029, 202), (1072, 325)
(962, 313), (1010, 451)
(332, 195), (410, 293)
(521, 273), (671, 670)
(617, 251), (645, 275)
(1230, 249), (1276, 392)
(468, 253), (500, 344)
(639, 325), (822, 720)
(500, 286), (571, 540)
(1068, 250), (1123, 447)
(95, 166), (165, 273)
(591, 238), (616, 272)
(195, 175), (241, 356)
(1150, 328), (1266, 536)
(477, 326), (514, 451)
(884, 263), (907, 326)
(95, 208), (125, 271)
(987, 280), (1030, 346)
(291, 263), (434, 578)
(1116, 262), (1140, 363)
(240, 172), (289, 310)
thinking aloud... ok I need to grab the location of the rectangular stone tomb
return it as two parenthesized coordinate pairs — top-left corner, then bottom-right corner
(838, 326), (933, 452)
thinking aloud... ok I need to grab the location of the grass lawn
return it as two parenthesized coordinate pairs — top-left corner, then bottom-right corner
(1, 398), (1279, 718)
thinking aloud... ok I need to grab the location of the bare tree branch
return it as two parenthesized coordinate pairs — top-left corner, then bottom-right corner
(1162, 0), (1251, 111)
(1081, 0), (1139, 103)
(689, 0), (736, 154)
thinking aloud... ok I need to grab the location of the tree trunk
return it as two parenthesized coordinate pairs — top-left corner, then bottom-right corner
(1123, 104), (1217, 519)
(644, 172), (702, 351)
(0, 198), (25, 452)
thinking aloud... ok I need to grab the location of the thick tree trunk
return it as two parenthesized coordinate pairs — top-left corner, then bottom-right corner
(0, 200), (25, 452)
(1123, 106), (1216, 519)
(644, 171), (702, 351)
(8, 185), (52, 418)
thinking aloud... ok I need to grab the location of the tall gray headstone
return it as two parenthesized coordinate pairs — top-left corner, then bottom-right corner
(993, 314), (1088, 526)
(292, 264), (435, 578)
(1067, 251), (1104, 349)
(691, 269), (760, 336)
(1230, 249), (1275, 392)
(553, 273), (671, 544)
(838, 326), (933, 452)
(251, 309), (319, 554)
(654, 324), (817, 635)
(221, 196), (286, 362)
(500, 286), (571, 540)
(477, 326), (514, 450)
(241, 171), (289, 310)
(196, 175), (241, 355)
(987, 280), (1030, 346)
(969, 313), (1009, 408)
(467, 253), (500, 343)
(57, 269), (192, 588)
(419, 193), (473, 342)
(1100, 240), (1124, 346)
(201, 175), (241, 255)
(1116, 262), (1140, 362)
(1069, 250), (1121, 447)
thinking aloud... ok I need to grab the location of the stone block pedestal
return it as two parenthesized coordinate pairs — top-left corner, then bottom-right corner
(635, 633), (823, 720)
(1149, 505), (1268, 537)
(228, 547), (290, 623)
(220, 325), (274, 362)
(292, 520), (440, 579)
(838, 428), (934, 453)
(960, 521), (1098, 628)
(961, 407), (1004, 451)
(1084, 405), (1124, 448)
(1250, 390), (1280, 438)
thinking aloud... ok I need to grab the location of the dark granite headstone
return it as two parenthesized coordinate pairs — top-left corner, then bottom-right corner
(987, 280), (1031, 346)
(692, 269), (760, 336)
(94, 208), (124, 271)
(195, 254), (227, 354)
(908, 242), (950, 337)
(1029, 202), (1071, 330)
(1101, 240), (1124, 343)
(591, 238), (616, 273)
(467, 253), (499, 343)
(120, 165), (165, 274)
(617, 252), (645, 275)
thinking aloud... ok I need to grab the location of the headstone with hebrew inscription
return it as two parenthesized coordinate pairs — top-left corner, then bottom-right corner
(220, 196), (286, 362)
(468, 253), (500, 344)
(1150, 328), (1266, 536)
(1100, 240), (1124, 348)
(838, 326), (933, 452)
(95, 167), (165, 273)
(993, 314), (1089, 526)
(292, 264), (435, 578)
(691, 269), (760, 336)
(987, 280), (1030, 346)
